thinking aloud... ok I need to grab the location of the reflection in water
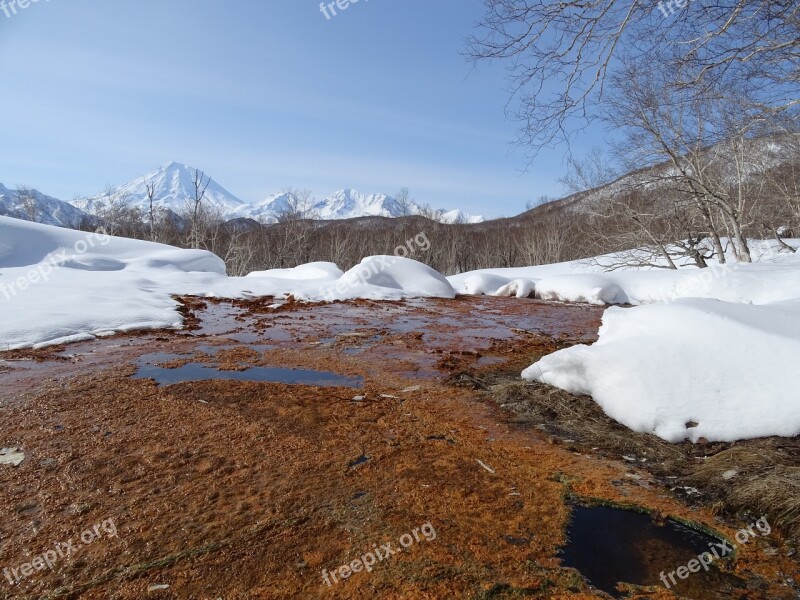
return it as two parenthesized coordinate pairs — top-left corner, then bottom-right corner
(132, 353), (363, 388)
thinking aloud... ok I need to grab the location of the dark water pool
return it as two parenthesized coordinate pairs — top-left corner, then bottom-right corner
(560, 505), (744, 599)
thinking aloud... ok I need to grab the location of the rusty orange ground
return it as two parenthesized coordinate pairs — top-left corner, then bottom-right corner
(0, 296), (796, 599)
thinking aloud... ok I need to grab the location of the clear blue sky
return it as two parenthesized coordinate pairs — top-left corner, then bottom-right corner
(0, 0), (602, 218)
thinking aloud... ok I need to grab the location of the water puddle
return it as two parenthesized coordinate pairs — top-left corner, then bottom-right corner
(225, 329), (293, 343)
(195, 344), (275, 355)
(132, 354), (363, 388)
(560, 505), (744, 599)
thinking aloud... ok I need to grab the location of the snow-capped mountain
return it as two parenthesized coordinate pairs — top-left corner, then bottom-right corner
(74, 162), (248, 217)
(69, 162), (484, 223)
(316, 188), (419, 220)
(439, 209), (484, 225)
(0, 183), (88, 228)
(250, 188), (484, 223)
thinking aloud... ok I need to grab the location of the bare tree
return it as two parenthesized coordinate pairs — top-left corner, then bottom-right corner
(83, 185), (141, 238)
(467, 0), (800, 155)
(268, 188), (318, 267)
(144, 178), (162, 242)
(560, 148), (618, 195)
(598, 57), (776, 265)
(15, 185), (37, 222)
(188, 169), (211, 249)
(394, 187), (413, 217)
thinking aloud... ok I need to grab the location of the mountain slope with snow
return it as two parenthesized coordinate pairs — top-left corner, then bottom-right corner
(70, 163), (484, 224)
(74, 162), (248, 217)
(251, 188), (484, 223)
(0, 184), (89, 228)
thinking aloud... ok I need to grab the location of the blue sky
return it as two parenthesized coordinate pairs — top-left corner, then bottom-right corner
(0, 0), (602, 218)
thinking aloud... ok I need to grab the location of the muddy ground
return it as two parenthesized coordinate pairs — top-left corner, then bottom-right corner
(0, 296), (798, 599)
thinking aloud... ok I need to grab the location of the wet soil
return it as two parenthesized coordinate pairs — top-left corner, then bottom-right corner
(0, 296), (798, 599)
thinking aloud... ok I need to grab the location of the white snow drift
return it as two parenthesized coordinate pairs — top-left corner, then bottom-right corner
(523, 298), (800, 443)
(451, 242), (800, 442)
(0, 217), (454, 350)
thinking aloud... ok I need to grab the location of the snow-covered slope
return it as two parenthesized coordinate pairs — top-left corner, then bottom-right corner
(0, 184), (88, 228)
(440, 209), (484, 224)
(74, 162), (248, 217)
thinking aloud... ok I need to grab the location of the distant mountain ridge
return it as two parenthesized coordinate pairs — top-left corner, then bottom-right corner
(0, 183), (87, 228)
(72, 162), (484, 224)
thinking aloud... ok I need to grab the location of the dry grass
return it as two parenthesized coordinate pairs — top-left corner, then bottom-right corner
(688, 447), (800, 540)
(490, 380), (800, 544)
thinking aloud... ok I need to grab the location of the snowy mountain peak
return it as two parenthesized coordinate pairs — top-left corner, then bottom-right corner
(74, 162), (247, 217)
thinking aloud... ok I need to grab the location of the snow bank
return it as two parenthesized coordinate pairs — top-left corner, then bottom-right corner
(451, 241), (800, 442)
(335, 256), (455, 300)
(459, 273), (536, 298)
(246, 262), (344, 281)
(523, 298), (800, 442)
(0, 217), (454, 349)
(449, 239), (800, 305)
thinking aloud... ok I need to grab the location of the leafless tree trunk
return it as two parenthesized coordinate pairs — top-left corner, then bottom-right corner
(183, 169), (210, 248)
(146, 180), (157, 240)
(16, 185), (37, 222)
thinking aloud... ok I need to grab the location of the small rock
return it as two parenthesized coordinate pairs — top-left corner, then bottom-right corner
(0, 447), (25, 467)
(380, 394), (399, 399)
(722, 469), (738, 480)
(352, 395), (366, 401)
(401, 385), (421, 393)
(148, 584), (170, 592)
